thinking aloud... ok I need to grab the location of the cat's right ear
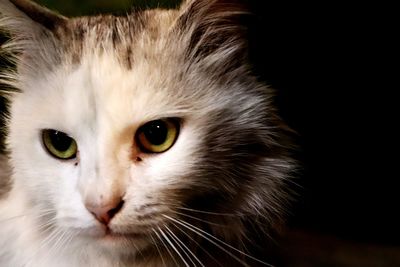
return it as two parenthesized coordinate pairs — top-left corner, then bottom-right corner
(175, 0), (250, 73)
(0, 0), (67, 39)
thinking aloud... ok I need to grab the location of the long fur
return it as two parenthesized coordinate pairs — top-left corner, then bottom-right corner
(0, 0), (295, 266)
(0, 154), (11, 197)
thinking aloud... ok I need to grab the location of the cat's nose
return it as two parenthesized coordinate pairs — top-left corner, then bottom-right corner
(85, 198), (124, 225)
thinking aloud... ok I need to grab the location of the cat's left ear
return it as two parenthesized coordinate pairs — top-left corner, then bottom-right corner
(0, 0), (68, 79)
(0, 0), (67, 33)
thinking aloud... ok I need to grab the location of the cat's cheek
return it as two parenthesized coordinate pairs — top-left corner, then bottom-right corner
(55, 201), (103, 236)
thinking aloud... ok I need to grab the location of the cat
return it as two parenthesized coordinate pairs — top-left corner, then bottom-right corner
(0, 0), (295, 266)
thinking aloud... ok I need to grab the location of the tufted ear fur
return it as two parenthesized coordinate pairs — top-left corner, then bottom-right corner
(176, 0), (251, 71)
(0, 0), (68, 87)
(0, 0), (66, 32)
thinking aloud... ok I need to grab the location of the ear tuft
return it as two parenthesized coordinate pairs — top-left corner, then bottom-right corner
(0, 0), (67, 35)
(7, 0), (67, 30)
(0, 0), (67, 88)
(176, 0), (250, 63)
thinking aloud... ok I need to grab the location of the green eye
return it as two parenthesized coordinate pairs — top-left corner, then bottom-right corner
(42, 130), (78, 160)
(136, 118), (180, 153)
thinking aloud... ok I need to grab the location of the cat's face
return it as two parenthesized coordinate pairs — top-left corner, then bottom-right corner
(9, 48), (209, 251)
(1, 0), (292, 258)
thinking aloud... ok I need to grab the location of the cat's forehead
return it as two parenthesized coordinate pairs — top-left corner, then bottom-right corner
(36, 10), (224, 125)
(54, 10), (179, 69)
(6, 0), (251, 136)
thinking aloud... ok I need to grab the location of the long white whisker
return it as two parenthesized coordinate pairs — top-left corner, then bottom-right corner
(176, 207), (238, 217)
(24, 226), (60, 267)
(159, 227), (190, 267)
(153, 228), (180, 267)
(165, 216), (249, 267)
(169, 221), (224, 267)
(165, 228), (197, 267)
(165, 228), (195, 267)
(150, 232), (167, 267)
(33, 210), (57, 219)
(1, 209), (55, 230)
(62, 229), (78, 254)
(164, 215), (274, 267)
(33, 219), (57, 237)
(121, 234), (143, 259)
(165, 225), (205, 267)
(49, 229), (67, 258)
(171, 210), (230, 228)
(164, 227), (195, 267)
(13, 215), (55, 242)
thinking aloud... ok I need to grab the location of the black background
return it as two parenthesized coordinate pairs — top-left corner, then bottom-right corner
(247, 2), (397, 246)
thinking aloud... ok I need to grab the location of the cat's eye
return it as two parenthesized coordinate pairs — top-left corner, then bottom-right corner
(136, 118), (180, 153)
(42, 130), (78, 160)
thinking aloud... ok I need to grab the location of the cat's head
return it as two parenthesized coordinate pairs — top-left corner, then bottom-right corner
(0, 0), (293, 257)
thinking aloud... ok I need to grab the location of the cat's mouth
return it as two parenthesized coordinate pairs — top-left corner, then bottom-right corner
(88, 227), (151, 251)
(103, 228), (147, 240)
(77, 225), (148, 242)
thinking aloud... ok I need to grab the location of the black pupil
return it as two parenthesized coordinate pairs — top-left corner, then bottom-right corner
(49, 131), (72, 152)
(144, 120), (168, 145)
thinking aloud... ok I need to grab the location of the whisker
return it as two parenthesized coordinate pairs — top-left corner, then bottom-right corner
(120, 233), (144, 259)
(45, 229), (77, 267)
(165, 215), (249, 267)
(168, 221), (224, 267)
(165, 225), (205, 267)
(133, 241), (144, 258)
(62, 228), (79, 253)
(34, 218), (57, 234)
(50, 229), (67, 258)
(0, 208), (56, 225)
(153, 228), (180, 267)
(159, 227), (190, 267)
(7, 216), (55, 243)
(33, 210), (57, 219)
(24, 226), (59, 267)
(164, 215), (274, 267)
(176, 207), (238, 217)
(165, 227), (195, 267)
(171, 210), (232, 228)
(150, 232), (167, 267)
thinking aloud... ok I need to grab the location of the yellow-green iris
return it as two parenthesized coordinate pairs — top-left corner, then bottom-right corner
(42, 129), (78, 160)
(136, 118), (180, 153)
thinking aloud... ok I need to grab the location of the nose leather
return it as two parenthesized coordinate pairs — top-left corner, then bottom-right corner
(85, 198), (124, 225)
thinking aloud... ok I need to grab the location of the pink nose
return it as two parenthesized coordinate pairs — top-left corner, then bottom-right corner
(85, 199), (124, 225)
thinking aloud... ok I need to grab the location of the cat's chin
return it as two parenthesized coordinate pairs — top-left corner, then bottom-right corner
(75, 225), (150, 252)
(98, 230), (148, 243)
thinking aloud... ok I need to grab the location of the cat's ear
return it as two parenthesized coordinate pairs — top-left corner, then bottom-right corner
(0, 0), (68, 81)
(176, 0), (250, 68)
(0, 0), (67, 33)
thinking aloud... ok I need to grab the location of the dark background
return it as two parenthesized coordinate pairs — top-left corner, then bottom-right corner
(1, 1), (397, 266)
